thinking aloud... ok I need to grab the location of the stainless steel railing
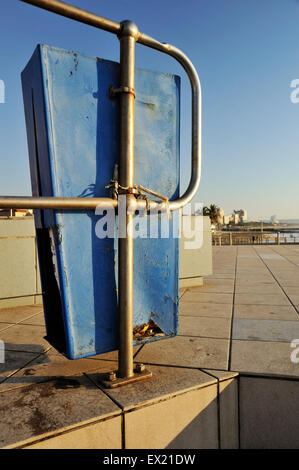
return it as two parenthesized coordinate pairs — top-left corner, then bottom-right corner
(1, 0), (202, 386)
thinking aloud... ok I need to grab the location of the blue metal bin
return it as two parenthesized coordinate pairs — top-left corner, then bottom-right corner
(22, 45), (180, 359)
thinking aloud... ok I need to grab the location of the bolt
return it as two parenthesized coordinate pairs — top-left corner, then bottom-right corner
(135, 363), (145, 373)
(106, 371), (117, 382)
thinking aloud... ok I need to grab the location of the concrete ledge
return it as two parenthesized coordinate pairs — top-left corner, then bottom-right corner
(179, 277), (203, 288)
(0, 352), (239, 449)
(0, 305), (239, 449)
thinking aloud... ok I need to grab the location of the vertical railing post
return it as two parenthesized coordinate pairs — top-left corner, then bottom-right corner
(117, 21), (139, 379)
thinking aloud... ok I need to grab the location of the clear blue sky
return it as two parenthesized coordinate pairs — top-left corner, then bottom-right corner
(1, 0), (299, 220)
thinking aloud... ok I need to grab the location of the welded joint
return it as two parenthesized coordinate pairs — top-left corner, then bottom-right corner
(118, 19), (140, 41)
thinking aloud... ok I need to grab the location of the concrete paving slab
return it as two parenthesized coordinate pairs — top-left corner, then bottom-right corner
(135, 336), (230, 370)
(179, 302), (232, 318)
(0, 374), (121, 449)
(0, 305), (43, 323)
(0, 324), (48, 353)
(0, 322), (14, 332)
(190, 279), (234, 293)
(279, 279), (299, 287)
(259, 254), (284, 260)
(0, 349), (119, 392)
(179, 316), (231, 339)
(285, 294), (299, 305)
(236, 269), (268, 275)
(282, 287), (299, 295)
(181, 291), (233, 304)
(235, 275), (275, 284)
(232, 318), (299, 343)
(272, 267), (299, 272)
(235, 283), (282, 294)
(211, 270), (235, 276)
(205, 274), (235, 280)
(237, 260), (265, 265)
(236, 271), (269, 276)
(47, 346), (131, 363)
(0, 350), (44, 383)
(235, 293), (290, 306)
(263, 262), (292, 268)
(230, 339), (299, 376)
(234, 304), (299, 321)
(20, 313), (45, 326)
(276, 269), (299, 277)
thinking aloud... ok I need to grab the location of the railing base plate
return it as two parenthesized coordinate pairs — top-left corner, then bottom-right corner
(98, 368), (152, 389)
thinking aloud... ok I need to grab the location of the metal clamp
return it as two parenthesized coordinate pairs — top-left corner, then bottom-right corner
(109, 85), (135, 99)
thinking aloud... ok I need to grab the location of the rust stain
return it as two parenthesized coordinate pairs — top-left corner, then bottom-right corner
(69, 53), (79, 77)
(74, 53), (78, 72)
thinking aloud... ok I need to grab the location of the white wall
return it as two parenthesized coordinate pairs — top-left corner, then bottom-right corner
(0, 217), (42, 308)
(179, 215), (212, 287)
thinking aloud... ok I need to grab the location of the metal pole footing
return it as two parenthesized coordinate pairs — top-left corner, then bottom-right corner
(98, 364), (152, 389)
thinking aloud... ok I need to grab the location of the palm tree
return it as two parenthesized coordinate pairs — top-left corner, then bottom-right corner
(203, 204), (220, 224)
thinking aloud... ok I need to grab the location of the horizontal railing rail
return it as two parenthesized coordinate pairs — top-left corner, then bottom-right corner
(0, 0), (202, 212)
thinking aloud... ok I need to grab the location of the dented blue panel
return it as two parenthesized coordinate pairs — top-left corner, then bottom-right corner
(22, 45), (180, 359)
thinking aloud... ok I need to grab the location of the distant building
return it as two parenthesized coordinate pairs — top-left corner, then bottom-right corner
(240, 210), (247, 222)
(215, 207), (248, 226)
(231, 212), (240, 224)
(233, 209), (247, 224)
(217, 207), (225, 225)
(270, 215), (279, 225)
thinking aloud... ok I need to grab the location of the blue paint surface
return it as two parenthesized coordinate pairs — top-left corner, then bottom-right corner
(22, 45), (180, 359)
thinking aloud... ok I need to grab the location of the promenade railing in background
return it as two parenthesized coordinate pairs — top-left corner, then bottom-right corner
(212, 231), (299, 246)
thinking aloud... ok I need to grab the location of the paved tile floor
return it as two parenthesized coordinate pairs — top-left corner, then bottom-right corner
(138, 245), (299, 377)
(1, 245), (299, 447)
(1, 245), (299, 384)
